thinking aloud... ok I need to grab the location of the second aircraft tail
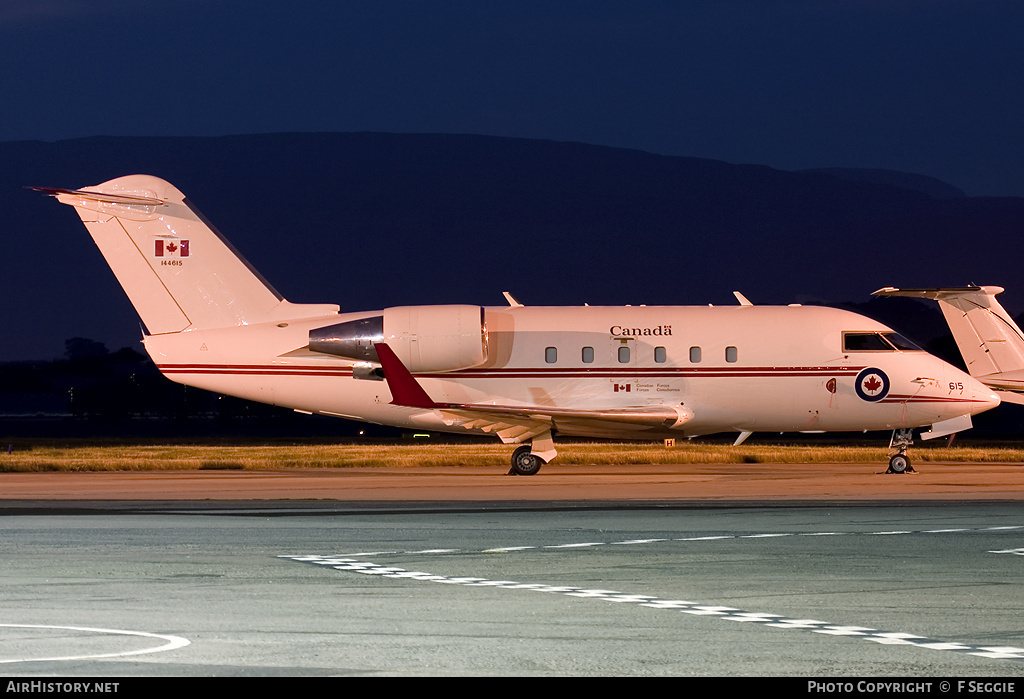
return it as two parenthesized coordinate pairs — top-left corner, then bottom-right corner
(873, 286), (1024, 402)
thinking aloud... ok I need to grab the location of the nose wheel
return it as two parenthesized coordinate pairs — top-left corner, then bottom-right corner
(888, 452), (912, 474)
(887, 429), (916, 474)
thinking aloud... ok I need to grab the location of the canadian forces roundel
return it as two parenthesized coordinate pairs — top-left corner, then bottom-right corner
(855, 367), (890, 402)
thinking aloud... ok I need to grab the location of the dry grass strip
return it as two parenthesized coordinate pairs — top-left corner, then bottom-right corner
(3, 440), (1024, 472)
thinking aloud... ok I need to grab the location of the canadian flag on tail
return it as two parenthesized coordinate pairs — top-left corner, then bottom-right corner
(155, 240), (189, 257)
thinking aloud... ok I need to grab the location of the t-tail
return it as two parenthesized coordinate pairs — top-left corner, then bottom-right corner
(36, 175), (338, 335)
(873, 286), (1024, 405)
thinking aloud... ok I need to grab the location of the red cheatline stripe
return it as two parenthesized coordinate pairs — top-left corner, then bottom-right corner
(881, 395), (988, 404)
(445, 365), (864, 375)
(156, 364), (866, 379)
(158, 364), (353, 376)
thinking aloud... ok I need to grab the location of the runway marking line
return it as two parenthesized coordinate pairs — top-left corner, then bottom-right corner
(280, 554), (1024, 663)
(334, 523), (1024, 558)
(280, 522), (1024, 664)
(0, 624), (190, 664)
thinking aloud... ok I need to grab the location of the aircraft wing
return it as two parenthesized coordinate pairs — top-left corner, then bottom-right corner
(373, 343), (693, 443)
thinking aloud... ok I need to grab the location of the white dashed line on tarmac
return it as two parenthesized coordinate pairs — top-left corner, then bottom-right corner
(329, 523), (1022, 559)
(280, 555), (1024, 663)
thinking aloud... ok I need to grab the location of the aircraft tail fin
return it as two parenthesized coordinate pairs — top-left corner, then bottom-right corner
(873, 286), (1024, 397)
(37, 176), (338, 335)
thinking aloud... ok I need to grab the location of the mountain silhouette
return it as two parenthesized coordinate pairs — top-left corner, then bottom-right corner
(3, 132), (1022, 361)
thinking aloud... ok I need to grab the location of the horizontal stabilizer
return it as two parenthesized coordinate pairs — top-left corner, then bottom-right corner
(995, 391), (1024, 406)
(32, 187), (163, 207)
(872, 286), (999, 300)
(974, 368), (1024, 392)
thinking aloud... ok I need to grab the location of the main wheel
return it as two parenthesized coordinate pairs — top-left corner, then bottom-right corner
(510, 445), (544, 476)
(888, 453), (911, 474)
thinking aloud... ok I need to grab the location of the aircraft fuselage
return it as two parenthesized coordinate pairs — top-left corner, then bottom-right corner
(143, 303), (995, 439)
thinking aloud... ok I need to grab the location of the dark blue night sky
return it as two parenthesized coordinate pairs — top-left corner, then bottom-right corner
(4, 2), (1024, 362)
(2, 1), (1022, 196)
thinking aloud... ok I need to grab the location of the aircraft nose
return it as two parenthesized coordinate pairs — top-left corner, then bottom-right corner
(970, 377), (1001, 414)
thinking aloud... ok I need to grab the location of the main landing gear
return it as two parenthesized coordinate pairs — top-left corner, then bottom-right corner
(509, 445), (545, 476)
(887, 428), (916, 474)
(507, 431), (557, 476)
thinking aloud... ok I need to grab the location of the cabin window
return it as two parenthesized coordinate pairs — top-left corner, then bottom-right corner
(582, 346), (594, 363)
(725, 346), (738, 363)
(618, 346), (630, 363)
(654, 346), (667, 363)
(545, 347), (557, 363)
(689, 346), (701, 363)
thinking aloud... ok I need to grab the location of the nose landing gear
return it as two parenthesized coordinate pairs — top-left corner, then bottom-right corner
(887, 429), (916, 474)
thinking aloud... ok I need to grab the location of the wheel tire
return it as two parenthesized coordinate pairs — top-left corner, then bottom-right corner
(510, 446), (543, 476)
(888, 453), (910, 474)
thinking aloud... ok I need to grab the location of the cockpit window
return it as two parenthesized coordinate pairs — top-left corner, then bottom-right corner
(843, 331), (923, 352)
(883, 332), (922, 351)
(843, 332), (891, 351)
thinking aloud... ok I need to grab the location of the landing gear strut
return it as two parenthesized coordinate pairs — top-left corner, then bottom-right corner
(887, 429), (916, 474)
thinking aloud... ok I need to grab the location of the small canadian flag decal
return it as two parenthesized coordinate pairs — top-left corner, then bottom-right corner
(155, 240), (189, 257)
(613, 383), (631, 392)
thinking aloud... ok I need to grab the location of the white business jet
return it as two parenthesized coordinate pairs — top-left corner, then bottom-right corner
(37, 176), (1000, 475)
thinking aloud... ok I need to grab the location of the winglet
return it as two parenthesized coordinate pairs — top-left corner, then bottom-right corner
(374, 343), (440, 409)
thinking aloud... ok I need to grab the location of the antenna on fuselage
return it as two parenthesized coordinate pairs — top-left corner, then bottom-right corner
(503, 292), (524, 308)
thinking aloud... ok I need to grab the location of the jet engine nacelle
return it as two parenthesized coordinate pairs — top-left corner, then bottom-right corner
(309, 304), (487, 373)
